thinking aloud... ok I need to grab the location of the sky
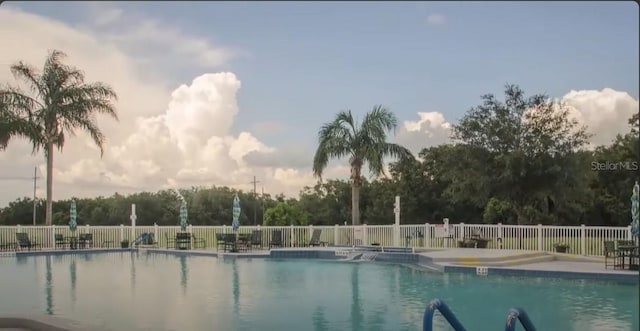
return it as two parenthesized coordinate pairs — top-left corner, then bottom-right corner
(0, 1), (638, 207)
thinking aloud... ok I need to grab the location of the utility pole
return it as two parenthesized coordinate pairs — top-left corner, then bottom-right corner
(249, 176), (260, 225)
(33, 167), (38, 225)
(0, 168), (40, 225)
(261, 184), (265, 224)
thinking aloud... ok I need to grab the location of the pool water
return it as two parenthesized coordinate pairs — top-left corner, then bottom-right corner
(0, 252), (637, 331)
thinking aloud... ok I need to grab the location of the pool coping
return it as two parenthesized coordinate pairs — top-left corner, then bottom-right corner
(11, 247), (639, 283)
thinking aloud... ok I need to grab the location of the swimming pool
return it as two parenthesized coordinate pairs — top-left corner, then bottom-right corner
(0, 252), (637, 331)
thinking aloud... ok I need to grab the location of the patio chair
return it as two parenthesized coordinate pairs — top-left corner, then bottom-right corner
(603, 240), (621, 269)
(308, 229), (328, 247)
(164, 233), (175, 249)
(192, 234), (205, 249)
(15, 233), (41, 251)
(78, 233), (93, 249)
(54, 234), (68, 249)
(224, 233), (240, 252)
(215, 233), (226, 251)
(269, 230), (283, 248)
(250, 230), (263, 249)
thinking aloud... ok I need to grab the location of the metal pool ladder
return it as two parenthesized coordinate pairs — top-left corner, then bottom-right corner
(422, 298), (537, 331)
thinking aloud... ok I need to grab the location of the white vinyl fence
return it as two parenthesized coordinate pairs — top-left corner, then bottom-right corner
(0, 223), (633, 257)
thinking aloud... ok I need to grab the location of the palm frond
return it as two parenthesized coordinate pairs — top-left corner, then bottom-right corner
(9, 62), (45, 100)
(359, 105), (398, 144)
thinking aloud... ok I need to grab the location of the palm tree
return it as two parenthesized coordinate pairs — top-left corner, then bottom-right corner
(312, 105), (413, 225)
(0, 50), (118, 226)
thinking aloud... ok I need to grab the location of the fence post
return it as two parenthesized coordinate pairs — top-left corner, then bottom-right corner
(363, 224), (368, 245)
(309, 224), (314, 242)
(188, 224), (193, 248)
(425, 223), (430, 248)
(580, 224), (586, 256)
(627, 225), (633, 240)
(459, 222), (465, 239)
(537, 224), (543, 251)
(290, 225), (294, 247)
(154, 223), (159, 243)
(51, 225), (56, 249)
(334, 224), (339, 245)
(497, 223), (503, 249)
(119, 224), (124, 243)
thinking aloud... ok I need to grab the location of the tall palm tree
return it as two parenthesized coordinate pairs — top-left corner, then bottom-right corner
(0, 50), (118, 226)
(312, 105), (413, 225)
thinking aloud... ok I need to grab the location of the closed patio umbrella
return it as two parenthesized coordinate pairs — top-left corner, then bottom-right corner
(631, 181), (639, 239)
(179, 198), (188, 232)
(232, 193), (241, 232)
(69, 199), (77, 233)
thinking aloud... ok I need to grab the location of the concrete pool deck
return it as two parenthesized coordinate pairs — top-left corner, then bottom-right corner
(9, 246), (638, 283)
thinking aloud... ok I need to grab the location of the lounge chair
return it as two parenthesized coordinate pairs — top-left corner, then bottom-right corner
(15, 233), (41, 251)
(269, 230), (283, 248)
(54, 234), (68, 249)
(308, 229), (328, 247)
(604, 241), (621, 269)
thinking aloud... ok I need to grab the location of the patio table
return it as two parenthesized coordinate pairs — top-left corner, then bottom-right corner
(617, 245), (639, 270)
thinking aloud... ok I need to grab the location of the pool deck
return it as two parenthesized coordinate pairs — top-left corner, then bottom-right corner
(8, 246), (638, 283)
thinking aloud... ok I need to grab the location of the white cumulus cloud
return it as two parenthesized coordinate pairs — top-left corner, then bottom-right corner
(561, 88), (639, 147)
(0, 5), (346, 207)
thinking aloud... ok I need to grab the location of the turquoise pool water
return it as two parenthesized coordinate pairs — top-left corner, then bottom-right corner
(0, 252), (637, 331)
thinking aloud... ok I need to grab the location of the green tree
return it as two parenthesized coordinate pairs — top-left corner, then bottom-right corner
(0, 50), (119, 226)
(312, 106), (413, 225)
(263, 202), (308, 226)
(450, 84), (590, 224)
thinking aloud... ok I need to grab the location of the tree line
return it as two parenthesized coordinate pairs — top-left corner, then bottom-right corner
(2, 51), (638, 227)
(1, 109), (637, 227)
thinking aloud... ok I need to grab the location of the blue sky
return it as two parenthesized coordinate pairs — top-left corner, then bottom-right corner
(10, 1), (639, 147)
(0, 1), (638, 202)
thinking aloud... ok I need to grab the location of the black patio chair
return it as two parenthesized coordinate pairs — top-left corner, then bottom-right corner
(54, 234), (68, 249)
(250, 230), (263, 249)
(603, 240), (621, 269)
(269, 230), (283, 248)
(308, 229), (328, 247)
(79, 233), (93, 249)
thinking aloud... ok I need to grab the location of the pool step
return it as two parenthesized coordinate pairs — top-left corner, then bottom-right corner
(444, 252), (553, 267)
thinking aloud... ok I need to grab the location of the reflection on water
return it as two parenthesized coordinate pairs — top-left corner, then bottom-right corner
(70, 259), (77, 306)
(45, 255), (53, 315)
(131, 251), (137, 295)
(312, 306), (328, 331)
(350, 265), (362, 330)
(179, 255), (187, 294)
(232, 260), (240, 316)
(0, 254), (636, 331)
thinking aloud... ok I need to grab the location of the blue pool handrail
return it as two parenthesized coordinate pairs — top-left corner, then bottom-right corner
(504, 308), (537, 331)
(422, 299), (468, 331)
